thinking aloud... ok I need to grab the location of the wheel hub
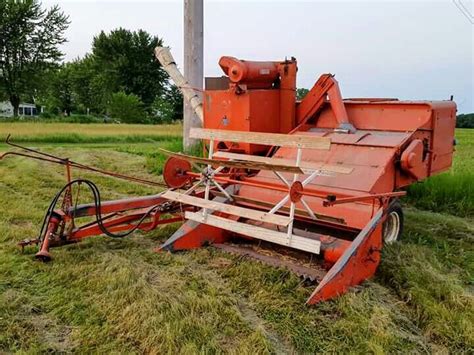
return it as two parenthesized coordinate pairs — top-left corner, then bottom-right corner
(383, 211), (400, 244)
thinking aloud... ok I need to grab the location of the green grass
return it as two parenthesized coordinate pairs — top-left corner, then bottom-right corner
(0, 123), (473, 353)
(406, 129), (474, 217)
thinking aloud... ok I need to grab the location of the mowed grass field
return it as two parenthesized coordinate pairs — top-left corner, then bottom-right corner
(0, 122), (472, 353)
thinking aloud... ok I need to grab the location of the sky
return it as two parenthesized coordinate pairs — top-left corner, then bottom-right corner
(44, 0), (473, 113)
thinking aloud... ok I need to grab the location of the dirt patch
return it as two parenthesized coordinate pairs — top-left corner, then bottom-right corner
(31, 312), (74, 352)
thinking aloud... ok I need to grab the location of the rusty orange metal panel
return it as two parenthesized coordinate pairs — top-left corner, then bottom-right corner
(317, 102), (435, 131)
(204, 57), (298, 154)
(204, 90), (280, 154)
(278, 59), (297, 133)
(306, 209), (384, 304)
(429, 102), (457, 175)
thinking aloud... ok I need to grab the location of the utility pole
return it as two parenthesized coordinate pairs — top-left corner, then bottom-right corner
(183, 0), (203, 150)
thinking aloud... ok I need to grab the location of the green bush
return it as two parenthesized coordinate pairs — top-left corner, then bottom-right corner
(107, 92), (148, 123)
(39, 112), (52, 119)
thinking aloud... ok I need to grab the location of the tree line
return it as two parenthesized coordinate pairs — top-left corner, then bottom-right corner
(0, 0), (182, 123)
(456, 113), (474, 128)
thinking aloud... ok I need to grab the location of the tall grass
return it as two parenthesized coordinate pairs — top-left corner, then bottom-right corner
(406, 129), (474, 217)
(407, 172), (473, 217)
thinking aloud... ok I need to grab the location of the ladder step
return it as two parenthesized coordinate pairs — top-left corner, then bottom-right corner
(163, 190), (290, 226)
(190, 128), (331, 150)
(185, 211), (321, 254)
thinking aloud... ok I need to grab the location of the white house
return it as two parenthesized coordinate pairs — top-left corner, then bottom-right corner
(0, 101), (41, 117)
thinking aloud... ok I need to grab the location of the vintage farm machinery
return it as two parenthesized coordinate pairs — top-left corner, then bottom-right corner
(1, 48), (456, 304)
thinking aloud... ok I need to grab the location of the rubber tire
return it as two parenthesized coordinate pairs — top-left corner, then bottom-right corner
(382, 201), (404, 244)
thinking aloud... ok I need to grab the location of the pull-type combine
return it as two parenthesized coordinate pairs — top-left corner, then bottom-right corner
(2, 48), (456, 305)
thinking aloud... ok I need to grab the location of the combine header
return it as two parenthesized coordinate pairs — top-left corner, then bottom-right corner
(1, 48), (456, 304)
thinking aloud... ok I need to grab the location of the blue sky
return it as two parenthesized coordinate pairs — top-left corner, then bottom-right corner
(46, 0), (473, 113)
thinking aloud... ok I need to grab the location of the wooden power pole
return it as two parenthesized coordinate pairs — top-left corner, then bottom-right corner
(183, 0), (203, 149)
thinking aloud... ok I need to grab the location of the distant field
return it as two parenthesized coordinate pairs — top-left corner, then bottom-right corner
(0, 122), (182, 144)
(0, 123), (472, 353)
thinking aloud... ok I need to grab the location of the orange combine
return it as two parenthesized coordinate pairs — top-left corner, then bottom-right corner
(1, 50), (457, 305)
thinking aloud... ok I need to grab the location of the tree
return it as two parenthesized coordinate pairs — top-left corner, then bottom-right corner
(296, 88), (309, 100)
(43, 63), (75, 115)
(164, 84), (183, 121)
(68, 55), (107, 114)
(0, 0), (69, 116)
(456, 113), (474, 128)
(91, 28), (167, 109)
(151, 96), (174, 123)
(150, 84), (183, 123)
(107, 91), (147, 123)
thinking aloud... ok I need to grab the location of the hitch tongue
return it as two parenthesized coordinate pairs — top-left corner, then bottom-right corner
(35, 212), (62, 262)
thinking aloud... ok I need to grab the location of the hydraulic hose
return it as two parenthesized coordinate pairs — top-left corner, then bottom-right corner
(38, 179), (163, 243)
